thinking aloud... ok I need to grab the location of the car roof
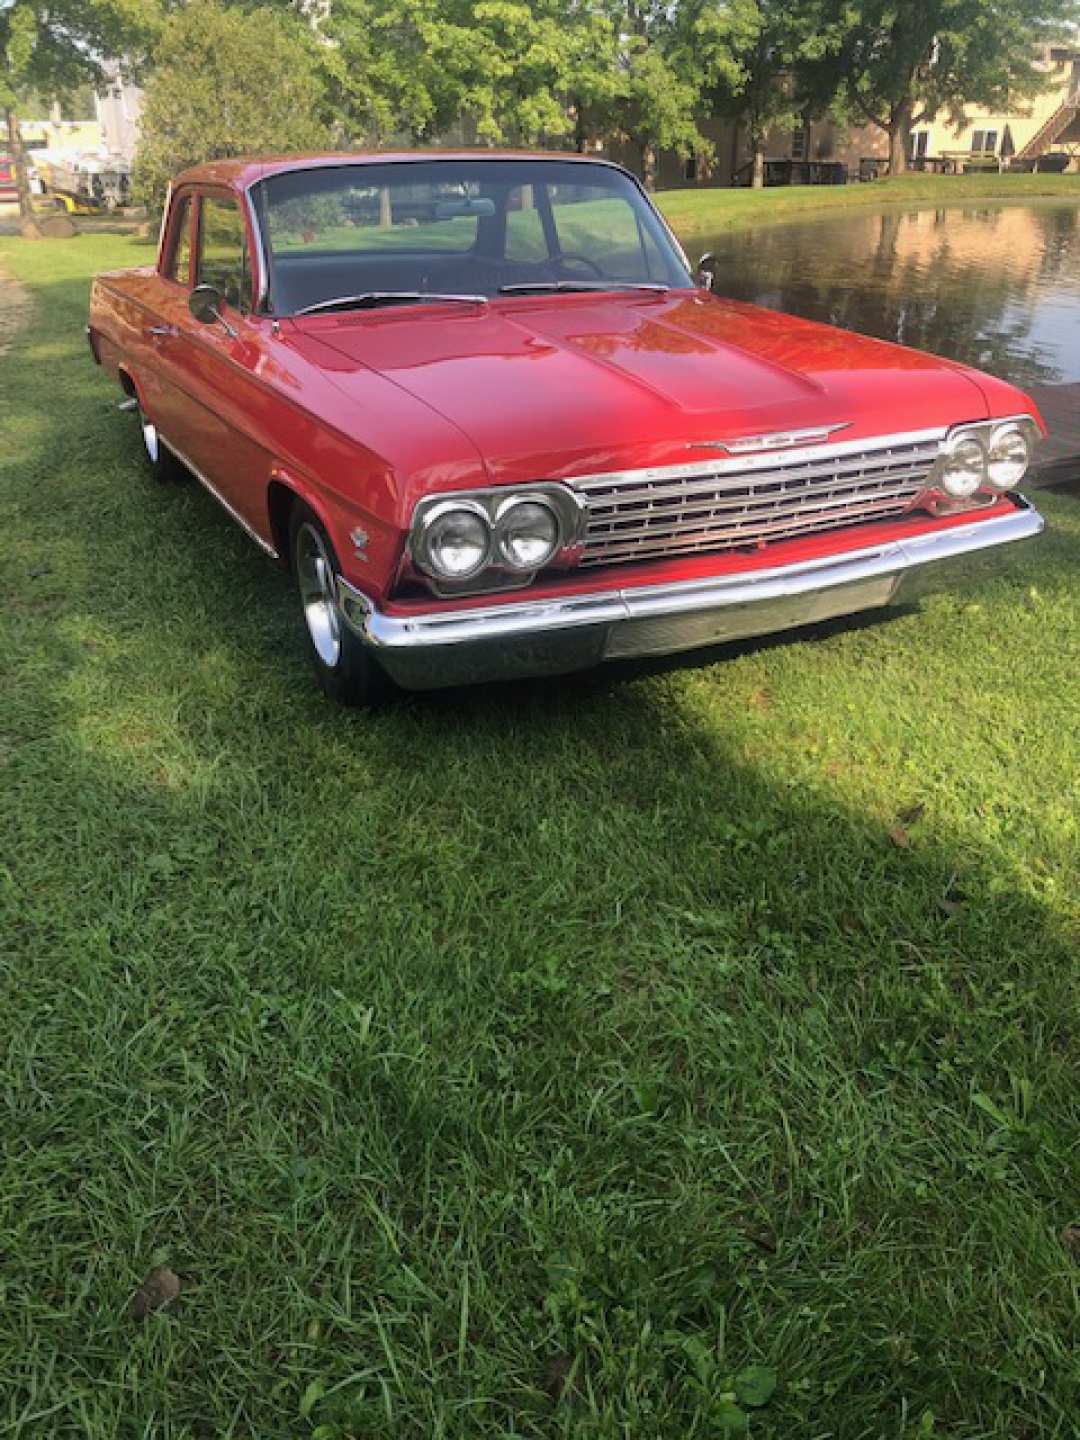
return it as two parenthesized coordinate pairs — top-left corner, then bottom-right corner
(173, 150), (628, 192)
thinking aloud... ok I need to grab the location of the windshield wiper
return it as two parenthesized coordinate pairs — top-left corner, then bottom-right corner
(296, 291), (488, 316)
(497, 280), (670, 295)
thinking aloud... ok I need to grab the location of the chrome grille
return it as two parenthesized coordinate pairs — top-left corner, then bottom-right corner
(571, 434), (944, 568)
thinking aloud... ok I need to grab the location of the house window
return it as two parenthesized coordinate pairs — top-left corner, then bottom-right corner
(971, 129), (998, 154)
(684, 153), (698, 182)
(911, 131), (930, 159)
(791, 125), (808, 160)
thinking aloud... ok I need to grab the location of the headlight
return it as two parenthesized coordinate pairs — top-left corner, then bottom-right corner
(496, 498), (560, 570)
(940, 436), (987, 498)
(986, 423), (1031, 490)
(408, 483), (583, 594)
(416, 502), (491, 580)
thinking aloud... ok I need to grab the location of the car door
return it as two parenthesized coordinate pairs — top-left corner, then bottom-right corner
(161, 188), (276, 540)
(135, 189), (200, 449)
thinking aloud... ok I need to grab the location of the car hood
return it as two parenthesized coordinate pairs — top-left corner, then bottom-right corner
(300, 290), (1006, 494)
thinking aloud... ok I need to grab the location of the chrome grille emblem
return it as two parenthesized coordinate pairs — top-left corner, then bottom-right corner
(691, 422), (852, 455)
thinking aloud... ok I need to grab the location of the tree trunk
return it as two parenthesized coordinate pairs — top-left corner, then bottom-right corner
(887, 100), (913, 176)
(573, 101), (587, 155)
(639, 142), (657, 191)
(5, 108), (41, 239)
(751, 137), (765, 189)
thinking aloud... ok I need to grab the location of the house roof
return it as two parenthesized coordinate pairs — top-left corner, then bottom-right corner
(173, 150), (617, 191)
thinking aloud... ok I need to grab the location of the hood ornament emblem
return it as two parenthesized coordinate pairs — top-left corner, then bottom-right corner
(350, 526), (369, 560)
(690, 422), (852, 456)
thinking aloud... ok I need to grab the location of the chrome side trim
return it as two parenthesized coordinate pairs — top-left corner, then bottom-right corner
(160, 434), (278, 558)
(338, 499), (1043, 691)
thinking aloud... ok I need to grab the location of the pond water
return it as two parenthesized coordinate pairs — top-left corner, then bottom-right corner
(690, 201), (1080, 391)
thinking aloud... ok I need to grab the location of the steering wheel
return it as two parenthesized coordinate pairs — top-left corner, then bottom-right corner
(555, 252), (605, 279)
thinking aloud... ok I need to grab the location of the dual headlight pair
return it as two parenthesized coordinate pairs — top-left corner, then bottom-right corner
(409, 485), (583, 592)
(935, 417), (1039, 500)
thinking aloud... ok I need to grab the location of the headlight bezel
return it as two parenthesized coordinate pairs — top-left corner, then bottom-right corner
(494, 495), (562, 572)
(411, 498), (493, 582)
(986, 421), (1034, 491)
(930, 414), (1040, 508)
(939, 434), (988, 498)
(408, 483), (585, 595)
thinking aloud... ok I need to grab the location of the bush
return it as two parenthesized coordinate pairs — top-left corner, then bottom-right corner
(132, 0), (334, 215)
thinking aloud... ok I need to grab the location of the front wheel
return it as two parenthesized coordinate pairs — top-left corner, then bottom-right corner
(289, 504), (392, 708)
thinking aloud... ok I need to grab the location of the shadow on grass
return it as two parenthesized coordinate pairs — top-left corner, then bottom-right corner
(2, 263), (1078, 1438)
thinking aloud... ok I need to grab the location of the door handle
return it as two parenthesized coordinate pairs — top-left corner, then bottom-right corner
(146, 324), (176, 338)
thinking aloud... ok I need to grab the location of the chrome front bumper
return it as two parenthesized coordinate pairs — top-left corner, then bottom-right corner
(339, 499), (1044, 691)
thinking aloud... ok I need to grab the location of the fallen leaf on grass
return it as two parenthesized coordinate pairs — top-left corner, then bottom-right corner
(129, 1265), (181, 1320)
(1060, 1224), (1080, 1259)
(897, 802), (926, 826)
(888, 825), (912, 850)
(543, 1352), (581, 1405)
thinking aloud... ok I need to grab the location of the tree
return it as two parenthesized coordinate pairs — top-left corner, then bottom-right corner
(575, 1), (755, 188)
(707, 0), (822, 187)
(0, 0), (156, 236)
(319, 0), (469, 145)
(321, 0), (610, 150)
(807, 0), (1080, 176)
(132, 0), (333, 213)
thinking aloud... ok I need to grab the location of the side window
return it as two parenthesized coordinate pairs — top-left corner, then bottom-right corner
(165, 196), (192, 285)
(197, 195), (251, 311)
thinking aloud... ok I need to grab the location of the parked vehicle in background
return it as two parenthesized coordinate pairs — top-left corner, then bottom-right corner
(87, 151), (1045, 706)
(0, 155), (16, 203)
(34, 148), (131, 213)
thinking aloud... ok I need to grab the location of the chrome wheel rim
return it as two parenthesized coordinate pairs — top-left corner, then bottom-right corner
(296, 523), (342, 668)
(139, 408), (159, 464)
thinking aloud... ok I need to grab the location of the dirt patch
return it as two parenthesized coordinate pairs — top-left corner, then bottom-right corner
(0, 260), (33, 358)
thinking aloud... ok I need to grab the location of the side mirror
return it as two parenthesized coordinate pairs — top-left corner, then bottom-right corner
(188, 283), (238, 337)
(696, 253), (718, 290)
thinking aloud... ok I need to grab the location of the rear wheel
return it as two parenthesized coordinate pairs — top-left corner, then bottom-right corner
(289, 503), (392, 708)
(136, 400), (185, 482)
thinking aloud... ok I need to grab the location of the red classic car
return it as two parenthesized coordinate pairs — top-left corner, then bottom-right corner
(88, 152), (1045, 704)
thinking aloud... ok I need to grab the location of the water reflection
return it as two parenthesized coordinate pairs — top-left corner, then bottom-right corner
(693, 202), (1080, 390)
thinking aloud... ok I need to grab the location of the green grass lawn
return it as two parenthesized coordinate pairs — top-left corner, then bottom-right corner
(1, 234), (1078, 1439)
(656, 172), (1080, 240)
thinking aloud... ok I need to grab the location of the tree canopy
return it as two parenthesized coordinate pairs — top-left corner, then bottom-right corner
(805, 0), (1080, 173)
(132, 0), (333, 211)
(8, 0), (1080, 224)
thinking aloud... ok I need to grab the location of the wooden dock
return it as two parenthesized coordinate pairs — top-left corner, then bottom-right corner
(1029, 382), (1080, 490)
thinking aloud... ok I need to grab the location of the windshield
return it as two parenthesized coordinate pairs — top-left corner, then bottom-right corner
(253, 159), (693, 315)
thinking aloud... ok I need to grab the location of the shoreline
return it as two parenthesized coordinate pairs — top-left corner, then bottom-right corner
(656, 173), (1080, 240)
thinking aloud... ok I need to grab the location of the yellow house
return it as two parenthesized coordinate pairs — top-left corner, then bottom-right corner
(910, 45), (1080, 170)
(20, 118), (103, 153)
